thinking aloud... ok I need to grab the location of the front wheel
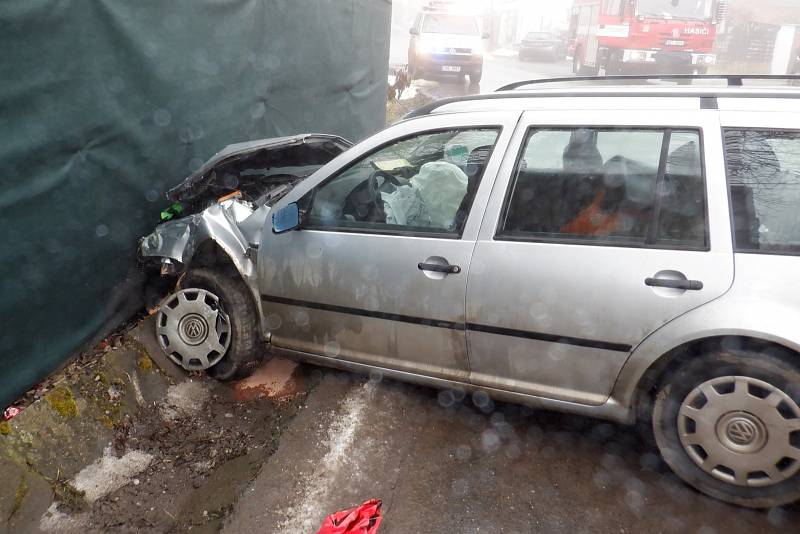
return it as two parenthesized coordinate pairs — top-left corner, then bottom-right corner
(652, 348), (800, 507)
(156, 268), (261, 380)
(573, 49), (599, 76)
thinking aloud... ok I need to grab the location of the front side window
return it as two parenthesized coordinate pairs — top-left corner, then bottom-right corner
(725, 129), (800, 254)
(307, 128), (500, 236)
(498, 127), (706, 249)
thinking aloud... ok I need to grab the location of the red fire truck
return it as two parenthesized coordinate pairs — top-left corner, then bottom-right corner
(569, 0), (724, 75)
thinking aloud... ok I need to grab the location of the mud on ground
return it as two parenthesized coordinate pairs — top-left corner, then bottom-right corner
(50, 364), (316, 534)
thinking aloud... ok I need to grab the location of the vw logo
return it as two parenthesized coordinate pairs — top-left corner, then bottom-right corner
(184, 319), (203, 339)
(672, 28), (681, 38)
(449, 48), (456, 54)
(726, 419), (757, 445)
(179, 314), (208, 345)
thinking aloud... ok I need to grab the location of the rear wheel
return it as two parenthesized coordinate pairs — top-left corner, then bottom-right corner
(156, 268), (261, 380)
(577, 62), (600, 76)
(605, 50), (623, 75)
(470, 69), (482, 84)
(652, 348), (800, 507)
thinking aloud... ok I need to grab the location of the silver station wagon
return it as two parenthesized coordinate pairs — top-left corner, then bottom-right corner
(141, 75), (800, 508)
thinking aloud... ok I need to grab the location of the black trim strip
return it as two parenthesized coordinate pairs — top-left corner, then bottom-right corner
(467, 323), (632, 353)
(261, 295), (466, 331)
(261, 294), (632, 353)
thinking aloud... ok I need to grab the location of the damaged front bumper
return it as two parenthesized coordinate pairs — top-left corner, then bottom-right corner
(139, 196), (268, 280)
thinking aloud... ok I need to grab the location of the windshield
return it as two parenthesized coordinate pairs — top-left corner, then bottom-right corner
(526, 32), (555, 40)
(636, 0), (713, 20)
(421, 14), (479, 35)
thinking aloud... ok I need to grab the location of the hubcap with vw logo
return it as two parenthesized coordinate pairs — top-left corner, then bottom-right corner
(156, 288), (231, 371)
(678, 375), (800, 487)
(716, 412), (767, 454)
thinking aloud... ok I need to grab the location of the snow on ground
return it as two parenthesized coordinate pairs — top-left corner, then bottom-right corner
(160, 379), (210, 420)
(276, 380), (377, 533)
(71, 448), (154, 502)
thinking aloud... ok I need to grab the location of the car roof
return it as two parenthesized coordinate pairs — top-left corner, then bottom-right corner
(405, 76), (800, 119)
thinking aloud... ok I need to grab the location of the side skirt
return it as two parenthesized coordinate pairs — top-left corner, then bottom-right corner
(270, 346), (634, 425)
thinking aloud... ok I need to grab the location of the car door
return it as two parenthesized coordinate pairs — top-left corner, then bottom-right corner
(466, 109), (734, 404)
(257, 111), (519, 382)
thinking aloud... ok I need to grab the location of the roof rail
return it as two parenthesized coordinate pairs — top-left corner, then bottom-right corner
(402, 75), (800, 119)
(497, 74), (800, 91)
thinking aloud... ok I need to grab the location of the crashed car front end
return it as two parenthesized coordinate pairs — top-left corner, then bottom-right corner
(139, 133), (351, 288)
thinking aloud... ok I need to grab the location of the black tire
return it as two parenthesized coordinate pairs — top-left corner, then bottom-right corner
(180, 268), (261, 380)
(652, 347), (800, 508)
(470, 70), (482, 84)
(577, 62), (600, 76)
(605, 50), (623, 76)
(573, 46), (600, 76)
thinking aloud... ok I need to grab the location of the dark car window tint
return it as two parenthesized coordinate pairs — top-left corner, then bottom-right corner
(655, 132), (706, 247)
(725, 129), (800, 254)
(307, 128), (499, 236)
(498, 128), (706, 249)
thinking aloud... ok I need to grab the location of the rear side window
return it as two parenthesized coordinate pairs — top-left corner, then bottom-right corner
(725, 129), (800, 254)
(497, 128), (706, 249)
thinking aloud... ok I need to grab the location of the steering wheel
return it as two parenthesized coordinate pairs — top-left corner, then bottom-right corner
(341, 170), (404, 222)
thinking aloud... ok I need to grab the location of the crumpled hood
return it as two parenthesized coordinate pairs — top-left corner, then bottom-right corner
(166, 133), (352, 203)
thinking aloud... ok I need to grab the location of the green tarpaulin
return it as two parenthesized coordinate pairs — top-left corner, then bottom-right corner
(0, 0), (390, 406)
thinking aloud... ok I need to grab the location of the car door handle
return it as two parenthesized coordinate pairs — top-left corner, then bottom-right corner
(645, 277), (703, 290)
(418, 262), (461, 274)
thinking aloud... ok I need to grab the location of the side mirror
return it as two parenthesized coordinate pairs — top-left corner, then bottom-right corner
(272, 202), (301, 234)
(410, 27), (419, 35)
(482, 32), (490, 39)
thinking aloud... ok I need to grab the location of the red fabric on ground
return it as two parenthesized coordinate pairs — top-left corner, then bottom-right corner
(316, 499), (383, 534)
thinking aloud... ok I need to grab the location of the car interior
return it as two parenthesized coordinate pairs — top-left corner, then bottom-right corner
(502, 130), (705, 247)
(310, 130), (496, 233)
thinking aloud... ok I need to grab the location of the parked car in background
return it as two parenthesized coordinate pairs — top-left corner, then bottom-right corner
(408, 7), (488, 84)
(518, 31), (568, 62)
(142, 76), (800, 509)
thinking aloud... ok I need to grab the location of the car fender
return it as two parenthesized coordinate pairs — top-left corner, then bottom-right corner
(140, 198), (270, 321)
(610, 293), (800, 412)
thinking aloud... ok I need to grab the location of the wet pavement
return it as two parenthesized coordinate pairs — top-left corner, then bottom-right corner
(406, 52), (574, 100)
(224, 361), (800, 533)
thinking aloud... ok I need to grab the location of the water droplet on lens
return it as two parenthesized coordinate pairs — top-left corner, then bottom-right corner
(455, 444), (471, 461)
(188, 157), (204, 172)
(472, 390), (490, 408)
(266, 314), (282, 330)
(437, 390), (455, 408)
(153, 109), (172, 127)
(451, 478), (469, 497)
(324, 341), (340, 357)
(481, 429), (500, 452)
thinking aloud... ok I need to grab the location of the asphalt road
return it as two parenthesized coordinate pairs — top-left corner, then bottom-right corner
(223, 364), (799, 534)
(403, 52), (574, 101)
